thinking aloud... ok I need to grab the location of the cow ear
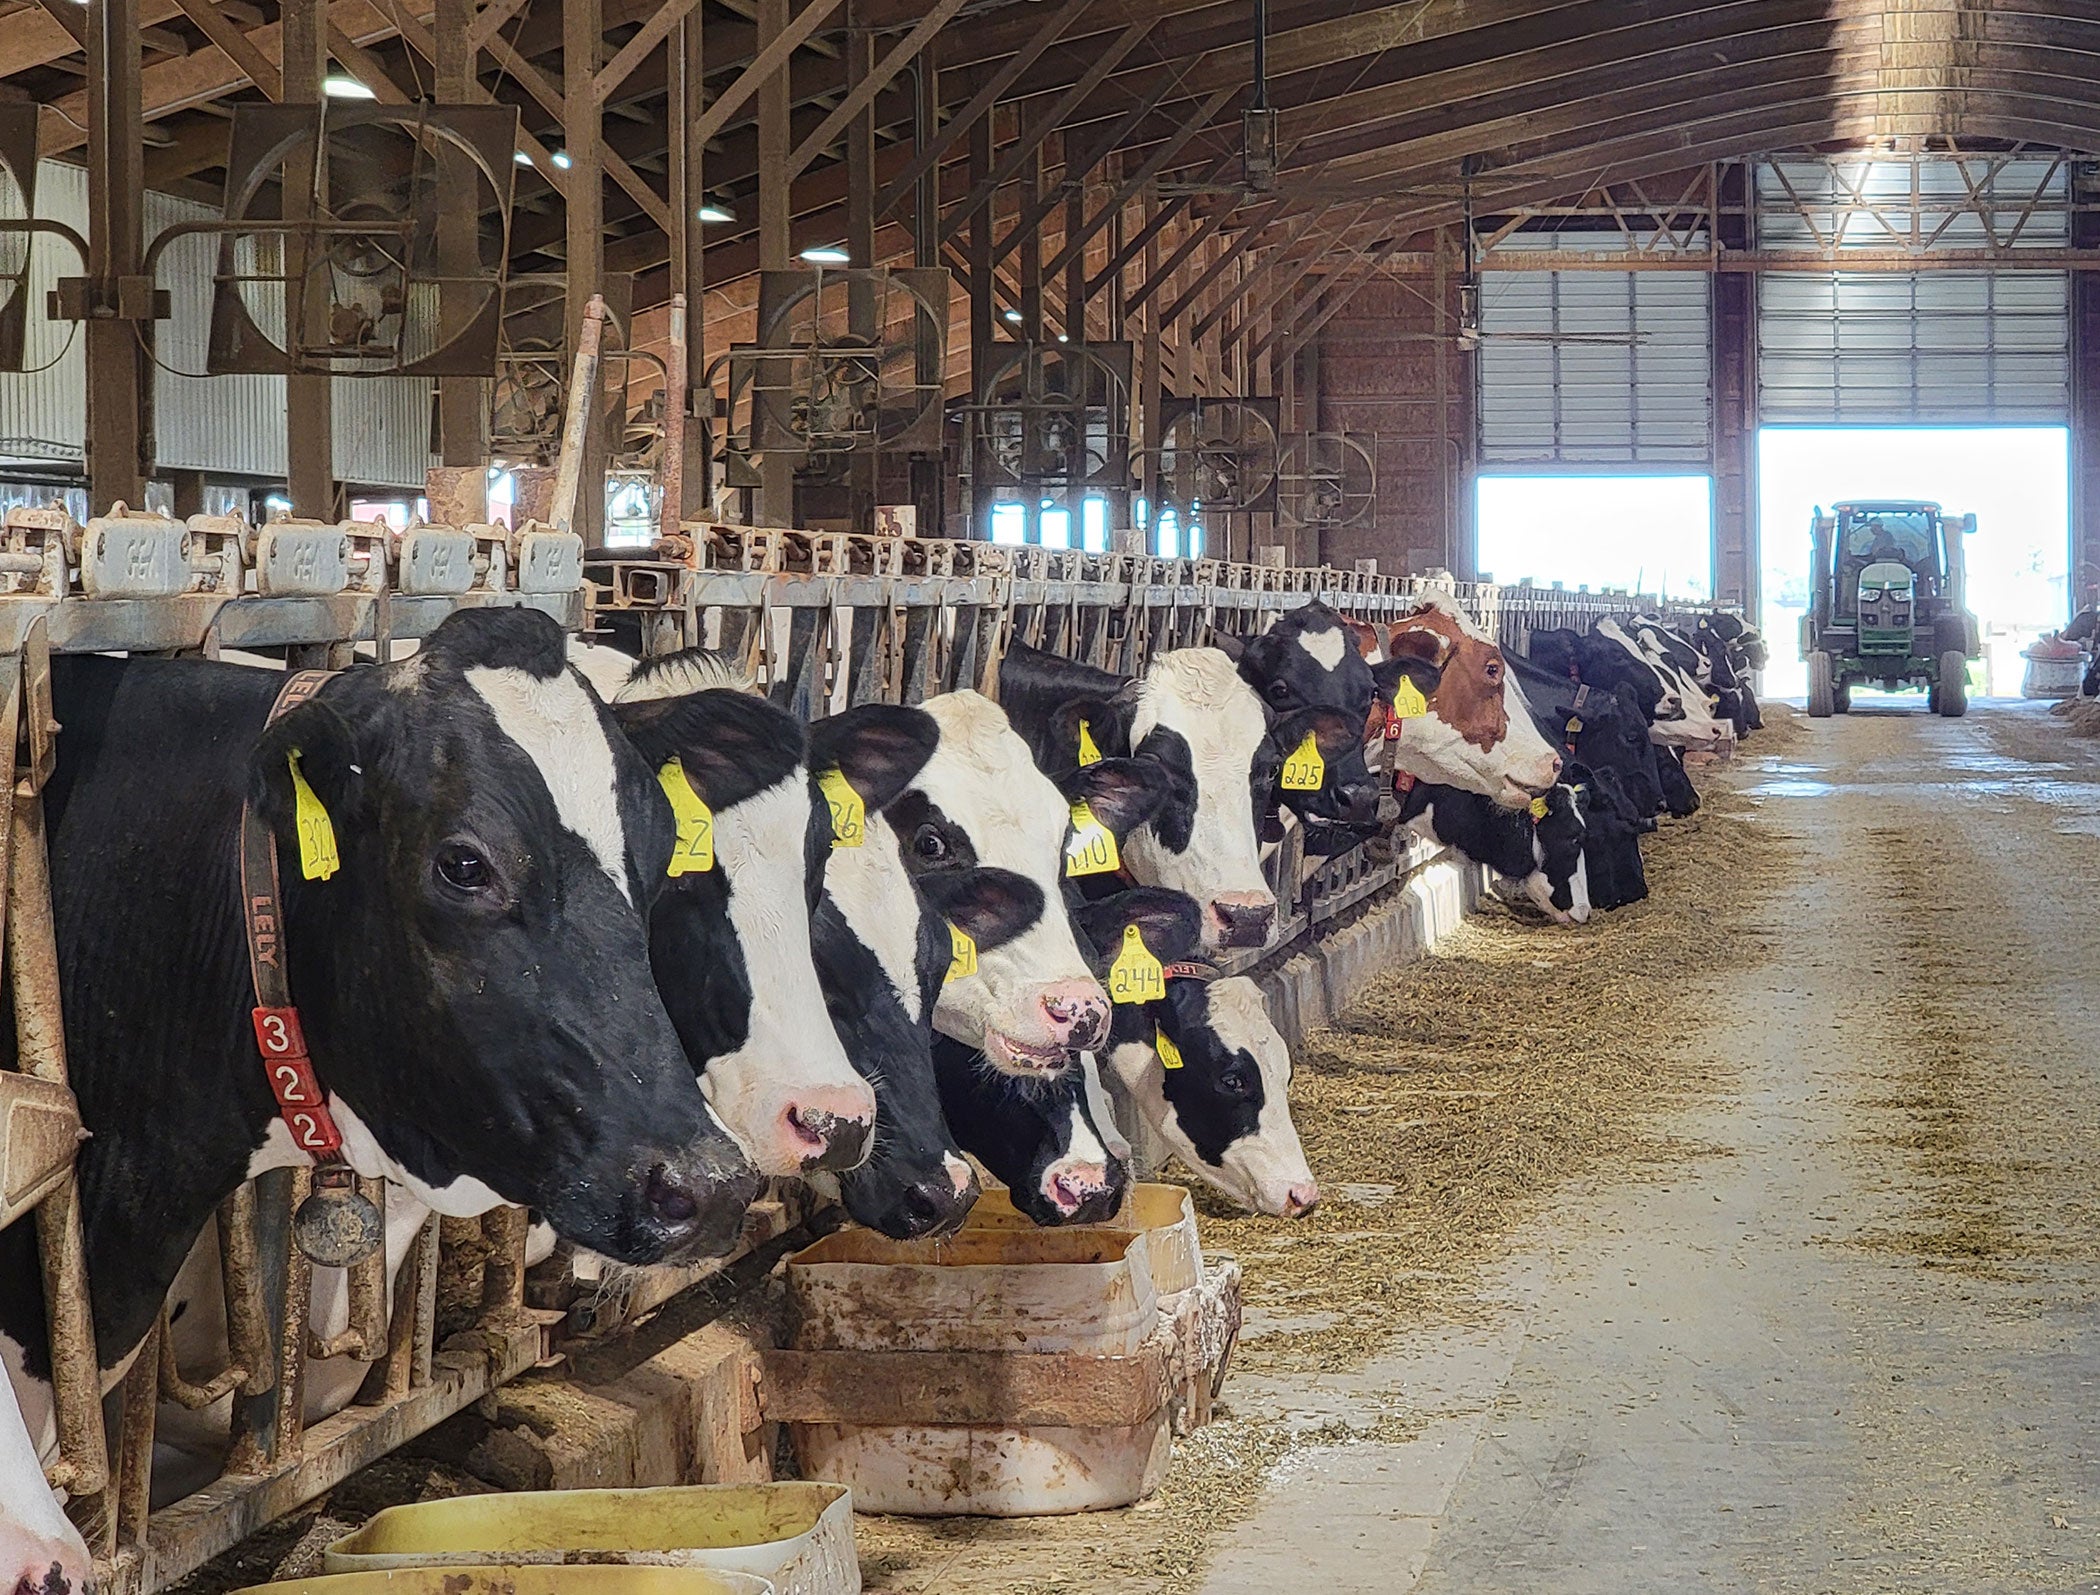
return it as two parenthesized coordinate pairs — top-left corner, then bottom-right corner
(1073, 888), (1205, 971)
(1276, 706), (1365, 762)
(1210, 629), (1248, 663)
(1062, 755), (1172, 840)
(613, 689), (805, 810)
(1372, 655), (1441, 704)
(808, 703), (938, 815)
(249, 694), (371, 851)
(1043, 695), (1134, 773)
(1385, 625), (1449, 668)
(915, 866), (1045, 952)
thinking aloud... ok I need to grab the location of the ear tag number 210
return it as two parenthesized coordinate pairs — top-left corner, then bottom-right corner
(1065, 799), (1120, 877)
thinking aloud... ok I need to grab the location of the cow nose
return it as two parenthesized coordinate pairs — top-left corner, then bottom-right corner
(898, 1169), (977, 1238)
(1210, 892), (1276, 949)
(1046, 1159), (1110, 1218)
(1040, 981), (1110, 1050)
(13, 1557), (89, 1595)
(782, 1085), (878, 1173)
(1283, 1180), (1320, 1218)
(644, 1145), (765, 1260)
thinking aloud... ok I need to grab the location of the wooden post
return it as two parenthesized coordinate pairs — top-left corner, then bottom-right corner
(755, 0), (793, 526)
(282, 0), (333, 518)
(436, 0), (488, 470)
(84, 0), (145, 513)
(669, 5), (708, 520)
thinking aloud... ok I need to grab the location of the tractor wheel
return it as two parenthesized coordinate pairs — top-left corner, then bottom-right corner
(1808, 651), (1836, 718)
(1937, 651), (1969, 718)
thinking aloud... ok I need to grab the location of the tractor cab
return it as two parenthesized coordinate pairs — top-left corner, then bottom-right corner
(1802, 498), (1981, 718)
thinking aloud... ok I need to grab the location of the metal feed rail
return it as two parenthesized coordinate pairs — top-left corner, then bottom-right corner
(0, 501), (594, 1595)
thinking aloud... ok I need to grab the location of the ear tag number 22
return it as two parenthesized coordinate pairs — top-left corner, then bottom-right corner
(1065, 799), (1120, 877)
(657, 758), (716, 875)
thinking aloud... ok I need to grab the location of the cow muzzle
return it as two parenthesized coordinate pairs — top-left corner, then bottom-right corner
(779, 1084), (878, 1174)
(1208, 891), (1277, 950)
(642, 1148), (766, 1263)
(1041, 1156), (1117, 1222)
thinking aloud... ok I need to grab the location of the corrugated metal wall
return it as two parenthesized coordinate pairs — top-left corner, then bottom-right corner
(0, 161), (432, 488)
(1477, 234), (1713, 466)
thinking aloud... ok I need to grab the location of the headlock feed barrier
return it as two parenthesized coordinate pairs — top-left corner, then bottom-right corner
(0, 495), (1676, 1595)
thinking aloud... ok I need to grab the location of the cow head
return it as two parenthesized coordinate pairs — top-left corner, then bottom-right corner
(1528, 782), (1592, 926)
(1568, 682), (1664, 819)
(934, 1035), (1129, 1225)
(612, 669), (928, 1176)
(1222, 601), (1388, 830)
(1384, 597), (1562, 807)
(258, 608), (759, 1266)
(1589, 618), (1682, 720)
(1076, 892), (1318, 1219)
(889, 691), (1110, 1075)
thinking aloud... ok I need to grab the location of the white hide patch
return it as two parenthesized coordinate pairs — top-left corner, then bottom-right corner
(465, 664), (634, 902)
(913, 692), (1099, 1051)
(1124, 649), (1271, 899)
(822, 811), (928, 1023)
(1079, 1051), (1131, 1162)
(565, 640), (639, 701)
(331, 1100), (509, 1217)
(0, 1338), (88, 1585)
(614, 651), (755, 702)
(1295, 625), (1347, 671)
(698, 771), (872, 1171)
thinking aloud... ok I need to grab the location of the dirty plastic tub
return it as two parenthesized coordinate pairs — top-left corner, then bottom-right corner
(240, 1568), (773, 1595)
(321, 1485), (856, 1595)
(960, 1184), (1203, 1294)
(784, 1222), (1170, 1514)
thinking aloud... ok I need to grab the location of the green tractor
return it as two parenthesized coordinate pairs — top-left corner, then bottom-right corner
(1801, 500), (1981, 718)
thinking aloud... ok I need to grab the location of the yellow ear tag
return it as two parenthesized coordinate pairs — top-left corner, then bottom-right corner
(1565, 715), (1585, 735)
(1155, 1026), (1184, 1069)
(1108, 923), (1166, 1006)
(1075, 719), (1103, 767)
(657, 758), (715, 875)
(1065, 799), (1121, 877)
(287, 752), (339, 881)
(944, 923), (978, 983)
(817, 767), (865, 848)
(1280, 730), (1325, 792)
(1391, 676), (1429, 719)
(1529, 796), (1549, 820)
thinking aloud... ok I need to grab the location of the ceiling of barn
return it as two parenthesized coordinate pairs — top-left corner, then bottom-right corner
(5, 0), (2099, 309)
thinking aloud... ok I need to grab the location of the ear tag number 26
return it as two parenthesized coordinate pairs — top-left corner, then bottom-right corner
(818, 767), (865, 847)
(1109, 923), (1165, 1005)
(657, 758), (716, 875)
(1065, 799), (1120, 877)
(1281, 731), (1325, 792)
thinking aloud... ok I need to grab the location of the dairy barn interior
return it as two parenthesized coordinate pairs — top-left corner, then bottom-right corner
(6, 2), (2100, 1592)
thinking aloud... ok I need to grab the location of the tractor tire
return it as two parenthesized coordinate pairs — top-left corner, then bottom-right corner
(1808, 650), (1836, 718)
(1937, 651), (1969, 718)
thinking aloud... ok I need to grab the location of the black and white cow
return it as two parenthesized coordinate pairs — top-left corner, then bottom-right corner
(1576, 764), (1651, 911)
(2, 608), (759, 1469)
(1508, 655), (1665, 822)
(932, 1034), (1129, 1225)
(1530, 622), (1680, 725)
(1399, 778), (1591, 925)
(1070, 892), (1319, 1218)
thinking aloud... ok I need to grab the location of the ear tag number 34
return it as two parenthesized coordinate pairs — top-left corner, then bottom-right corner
(1065, 799), (1120, 877)
(657, 758), (716, 875)
(288, 752), (340, 881)
(1281, 731), (1325, 792)
(818, 767), (865, 847)
(1109, 923), (1165, 1005)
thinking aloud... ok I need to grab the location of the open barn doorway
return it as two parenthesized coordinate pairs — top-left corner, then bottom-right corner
(1757, 427), (2070, 700)
(1476, 475), (1715, 603)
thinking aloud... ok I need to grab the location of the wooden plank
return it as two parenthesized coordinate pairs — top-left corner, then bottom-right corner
(785, 0), (968, 177)
(758, 1342), (1171, 1427)
(170, 0), (285, 99)
(687, 0), (849, 148)
(592, 0), (706, 106)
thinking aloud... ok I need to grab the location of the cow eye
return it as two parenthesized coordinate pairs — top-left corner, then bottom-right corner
(1265, 680), (1295, 704)
(434, 841), (493, 894)
(913, 825), (949, 862)
(1485, 661), (1502, 681)
(1219, 1067), (1253, 1098)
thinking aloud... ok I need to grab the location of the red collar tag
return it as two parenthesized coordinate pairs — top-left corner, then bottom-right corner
(251, 1004), (345, 1156)
(1384, 718), (1402, 741)
(1393, 769), (1417, 794)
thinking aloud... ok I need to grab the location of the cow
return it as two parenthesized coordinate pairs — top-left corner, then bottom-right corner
(1071, 892), (1319, 1218)
(999, 641), (1317, 949)
(1399, 777), (1591, 926)
(0, 1373), (91, 1595)
(1507, 656), (1666, 822)
(1, 608), (760, 1475)
(1576, 764), (1651, 911)
(1529, 623), (1680, 725)
(1381, 596), (1564, 806)
(933, 1036), (1129, 1225)
(831, 689), (1121, 1076)
(611, 653), (926, 1175)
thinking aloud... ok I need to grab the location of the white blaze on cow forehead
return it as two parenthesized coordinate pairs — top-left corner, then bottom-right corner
(701, 769), (872, 1169)
(1203, 977), (1288, 1079)
(916, 691), (1072, 874)
(1296, 624), (1347, 671)
(466, 664), (634, 902)
(613, 650), (756, 703)
(821, 811), (926, 1022)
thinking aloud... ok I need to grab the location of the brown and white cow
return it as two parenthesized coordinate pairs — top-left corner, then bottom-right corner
(1381, 596), (1562, 808)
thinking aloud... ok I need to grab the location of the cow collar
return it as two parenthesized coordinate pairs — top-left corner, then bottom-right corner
(239, 668), (382, 1267)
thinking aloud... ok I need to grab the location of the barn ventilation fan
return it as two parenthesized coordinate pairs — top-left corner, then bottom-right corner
(1277, 431), (1375, 532)
(1146, 396), (1281, 517)
(718, 267), (947, 488)
(0, 104), (39, 372)
(970, 341), (1132, 499)
(197, 102), (517, 376)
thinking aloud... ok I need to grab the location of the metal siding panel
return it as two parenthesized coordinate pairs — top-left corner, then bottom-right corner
(0, 162), (88, 471)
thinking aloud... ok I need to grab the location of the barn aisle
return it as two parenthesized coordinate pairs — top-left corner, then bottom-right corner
(1369, 702), (2100, 1593)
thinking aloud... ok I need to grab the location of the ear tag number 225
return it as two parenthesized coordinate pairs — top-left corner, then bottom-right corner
(1281, 731), (1325, 792)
